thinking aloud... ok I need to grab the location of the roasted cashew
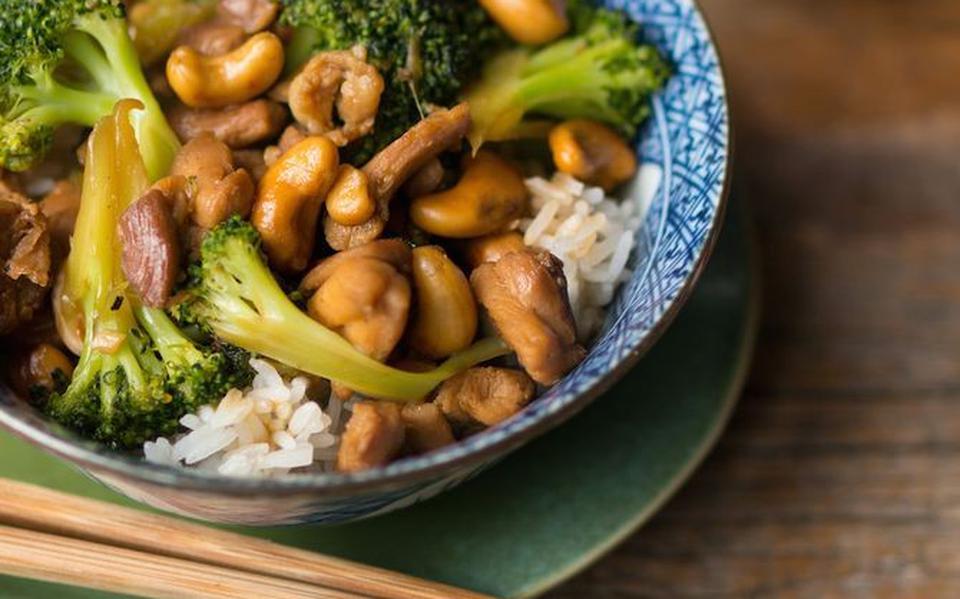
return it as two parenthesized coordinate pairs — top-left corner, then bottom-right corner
(166, 31), (285, 108)
(325, 165), (376, 226)
(288, 48), (385, 146)
(549, 119), (637, 191)
(409, 246), (478, 359)
(409, 150), (528, 238)
(479, 0), (569, 45)
(251, 136), (339, 274)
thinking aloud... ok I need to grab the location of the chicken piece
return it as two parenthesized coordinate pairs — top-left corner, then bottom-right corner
(170, 133), (255, 230)
(288, 47), (385, 146)
(0, 193), (51, 288)
(434, 367), (535, 427)
(401, 403), (455, 454)
(324, 103), (471, 250)
(301, 240), (411, 393)
(39, 180), (81, 264)
(0, 194), (51, 334)
(177, 21), (246, 55)
(471, 249), (586, 385)
(118, 189), (182, 308)
(306, 256), (411, 361)
(217, 0), (280, 33)
(169, 100), (287, 149)
(337, 401), (405, 472)
(299, 239), (412, 293)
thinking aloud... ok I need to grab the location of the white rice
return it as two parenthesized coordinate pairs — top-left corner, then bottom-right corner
(517, 166), (661, 339)
(143, 358), (349, 477)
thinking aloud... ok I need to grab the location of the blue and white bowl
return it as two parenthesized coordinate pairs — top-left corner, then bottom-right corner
(0, 0), (730, 525)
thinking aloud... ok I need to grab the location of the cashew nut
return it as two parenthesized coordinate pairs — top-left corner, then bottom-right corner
(479, 0), (569, 45)
(251, 136), (339, 274)
(166, 31), (285, 108)
(548, 119), (637, 191)
(325, 165), (376, 226)
(409, 246), (478, 359)
(464, 231), (526, 270)
(410, 150), (528, 239)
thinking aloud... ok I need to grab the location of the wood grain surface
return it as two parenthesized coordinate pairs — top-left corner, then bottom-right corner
(550, 1), (960, 596)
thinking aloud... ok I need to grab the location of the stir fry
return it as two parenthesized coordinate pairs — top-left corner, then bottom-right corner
(0, 0), (668, 474)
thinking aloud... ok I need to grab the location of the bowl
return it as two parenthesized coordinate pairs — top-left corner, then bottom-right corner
(0, 0), (730, 525)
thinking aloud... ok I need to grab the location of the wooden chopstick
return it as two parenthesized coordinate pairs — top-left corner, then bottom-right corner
(0, 525), (362, 599)
(0, 478), (494, 599)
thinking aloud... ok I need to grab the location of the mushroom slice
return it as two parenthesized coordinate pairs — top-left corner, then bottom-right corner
(324, 103), (471, 250)
(118, 189), (182, 308)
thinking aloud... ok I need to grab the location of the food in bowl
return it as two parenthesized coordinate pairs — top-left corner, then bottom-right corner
(0, 0), (668, 477)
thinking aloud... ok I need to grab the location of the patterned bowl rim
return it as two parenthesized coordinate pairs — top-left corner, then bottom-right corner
(0, 0), (732, 497)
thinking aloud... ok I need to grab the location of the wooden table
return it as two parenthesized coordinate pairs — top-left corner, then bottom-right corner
(551, 0), (960, 596)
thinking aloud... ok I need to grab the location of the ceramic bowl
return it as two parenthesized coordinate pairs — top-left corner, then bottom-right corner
(0, 0), (730, 525)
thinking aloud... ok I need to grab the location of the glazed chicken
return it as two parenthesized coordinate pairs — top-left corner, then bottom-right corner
(435, 366), (535, 427)
(471, 249), (586, 385)
(337, 401), (406, 472)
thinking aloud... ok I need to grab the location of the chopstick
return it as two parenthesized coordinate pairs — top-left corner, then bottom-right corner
(0, 478), (494, 599)
(0, 525), (361, 599)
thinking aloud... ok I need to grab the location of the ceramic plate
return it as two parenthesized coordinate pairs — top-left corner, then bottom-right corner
(0, 198), (754, 598)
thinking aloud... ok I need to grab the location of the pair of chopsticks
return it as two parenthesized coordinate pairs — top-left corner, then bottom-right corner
(0, 478), (493, 599)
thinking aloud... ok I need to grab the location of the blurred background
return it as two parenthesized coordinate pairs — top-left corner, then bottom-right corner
(553, 0), (960, 595)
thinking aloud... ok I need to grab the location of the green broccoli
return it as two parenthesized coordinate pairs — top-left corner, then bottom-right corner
(0, 0), (180, 179)
(179, 216), (509, 401)
(463, 2), (670, 149)
(280, 0), (503, 163)
(47, 102), (250, 449)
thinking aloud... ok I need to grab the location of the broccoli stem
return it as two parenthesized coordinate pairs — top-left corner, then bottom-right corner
(73, 12), (180, 181)
(201, 228), (510, 401)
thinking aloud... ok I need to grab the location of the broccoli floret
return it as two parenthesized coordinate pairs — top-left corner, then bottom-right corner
(180, 216), (509, 401)
(0, 0), (180, 179)
(47, 102), (249, 449)
(463, 2), (670, 149)
(281, 0), (503, 163)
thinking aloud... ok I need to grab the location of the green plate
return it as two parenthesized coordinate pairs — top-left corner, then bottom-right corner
(0, 199), (756, 599)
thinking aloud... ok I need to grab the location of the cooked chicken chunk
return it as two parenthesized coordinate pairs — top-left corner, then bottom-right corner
(306, 256), (411, 361)
(324, 103), (470, 250)
(401, 403), (455, 453)
(169, 133), (255, 230)
(300, 239), (412, 292)
(118, 189), (182, 308)
(471, 249), (586, 385)
(337, 401), (405, 472)
(169, 100), (287, 149)
(0, 194), (51, 334)
(435, 367), (535, 427)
